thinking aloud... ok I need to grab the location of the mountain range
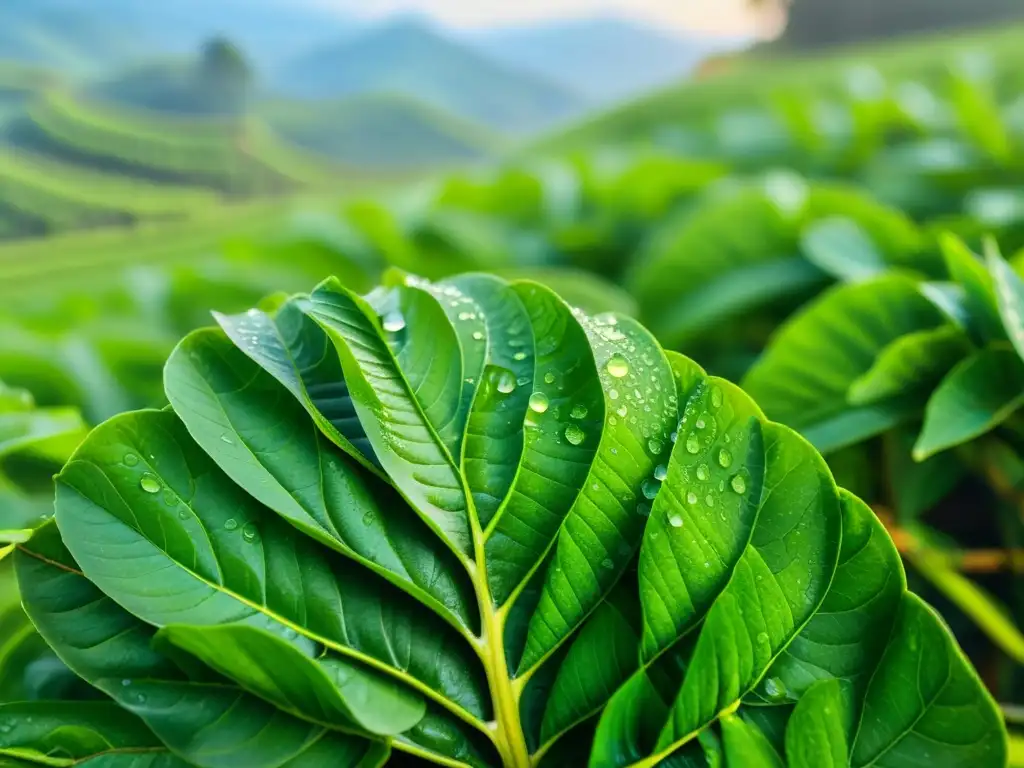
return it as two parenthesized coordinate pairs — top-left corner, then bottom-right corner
(0, 2), (742, 166)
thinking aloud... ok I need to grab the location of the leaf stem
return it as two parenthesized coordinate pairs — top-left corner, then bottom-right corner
(468, 507), (532, 767)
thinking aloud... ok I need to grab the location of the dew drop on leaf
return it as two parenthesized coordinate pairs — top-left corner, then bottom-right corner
(564, 424), (586, 446)
(756, 631), (769, 645)
(139, 474), (160, 494)
(242, 523), (259, 543)
(696, 463), (709, 481)
(609, 388), (619, 400)
(544, 372), (556, 385)
(177, 509), (189, 520)
(654, 464), (667, 481)
(668, 513), (684, 528)
(686, 491), (698, 505)
(642, 478), (660, 500)
(472, 331), (484, 341)
(705, 494), (716, 508)
(381, 311), (406, 333)
(695, 418), (706, 429)
(571, 404), (588, 419)
(711, 386), (724, 409)
(513, 351), (527, 362)
(685, 434), (700, 454)
(606, 354), (630, 378)
(608, 416), (618, 426)
(162, 490), (176, 507)
(718, 448), (733, 468)
(219, 434), (234, 445)
(528, 392), (549, 413)
(763, 677), (787, 702)
(648, 438), (664, 455)
(601, 558), (614, 570)
(496, 369), (517, 394)
(731, 474), (747, 494)
(123, 453), (139, 467)
(616, 405), (628, 417)
(122, 679), (132, 687)
(224, 518), (239, 531)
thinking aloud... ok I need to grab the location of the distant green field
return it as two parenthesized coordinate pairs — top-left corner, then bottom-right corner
(539, 22), (1024, 152)
(260, 92), (504, 169)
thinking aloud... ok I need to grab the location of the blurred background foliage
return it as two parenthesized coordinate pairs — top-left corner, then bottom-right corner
(4, 0), (1024, 759)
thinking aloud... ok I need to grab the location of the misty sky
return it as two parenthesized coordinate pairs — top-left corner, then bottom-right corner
(321, 0), (760, 34)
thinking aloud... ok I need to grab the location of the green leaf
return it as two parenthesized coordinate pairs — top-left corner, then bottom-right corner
(914, 348), (1024, 459)
(784, 680), (848, 768)
(721, 714), (785, 767)
(744, 274), (946, 453)
(800, 217), (887, 282)
(986, 239), (1024, 362)
(29, 274), (1002, 768)
(0, 701), (180, 765)
(16, 523), (391, 768)
(847, 326), (970, 406)
(940, 234), (1005, 344)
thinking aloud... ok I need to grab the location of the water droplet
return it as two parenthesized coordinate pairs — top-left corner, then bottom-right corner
(224, 518), (239, 531)
(685, 434), (700, 454)
(696, 463), (709, 481)
(705, 494), (715, 507)
(730, 474), (747, 494)
(571, 404), (588, 419)
(711, 387), (724, 409)
(601, 558), (614, 570)
(609, 388), (619, 400)
(641, 478), (660, 500)
(668, 514), (684, 528)
(472, 331), (484, 341)
(608, 416), (618, 426)
(123, 453), (139, 467)
(648, 438), (664, 455)
(756, 631), (769, 645)
(122, 679), (132, 687)
(686, 491), (698, 505)
(616, 405), (628, 418)
(564, 424), (586, 446)
(496, 369), (517, 394)
(763, 677), (787, 702)
(695, 418), (706, 429)
(670, 430), (678, 443)
(458, 311), (474, 321)
(136, 693), (147, 704)
(606, 354), (630, 378)
(162, 489), (176, 507)
(219, 434), (234, 445)
(382, 311), (406, 333)
(528, 392), (549, 414)
(654, 465), (668, 481)
(0, 722), (10, 734)
(718, 448), (733, 468)
(517, 376), (530, 386)
(139, 474), (160, 494)
(242, 523), (259, 543)
(513, 351), (527, 361)
(544, 372), (556, 385)
(177, 509), (189, 520)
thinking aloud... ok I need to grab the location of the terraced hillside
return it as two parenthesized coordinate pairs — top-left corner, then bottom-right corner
(0, 87), (361, 240)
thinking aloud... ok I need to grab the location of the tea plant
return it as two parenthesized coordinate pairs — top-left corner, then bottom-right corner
(7, 274), (1005, 767)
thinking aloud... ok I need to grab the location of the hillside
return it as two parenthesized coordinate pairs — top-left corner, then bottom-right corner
(278, 18), (585, 134)
(472, 17), (743, 104)
(538, 22), (1024, 152)
(261, 93), (502, 169)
